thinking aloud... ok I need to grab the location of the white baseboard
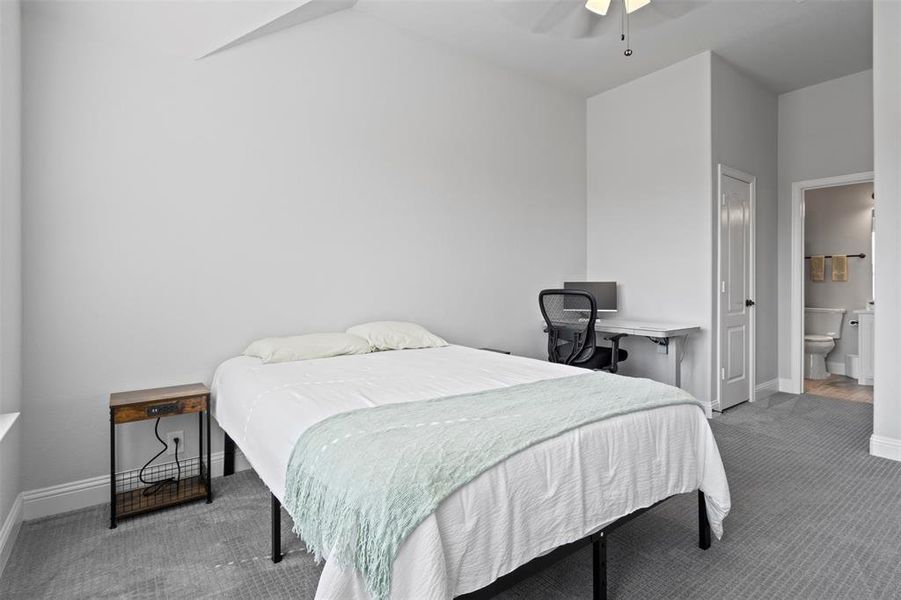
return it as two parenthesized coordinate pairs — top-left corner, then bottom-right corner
(23, 473), (110, 521)
(0, 492), (23, 578)
(870, 435), (901, 462)
(754, 379), (779, 399)
(826, 361), (846, 376)
(22, 450), (251, 522)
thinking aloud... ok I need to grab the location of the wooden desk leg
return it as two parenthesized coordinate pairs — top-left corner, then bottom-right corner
(668, 336), (682, 388)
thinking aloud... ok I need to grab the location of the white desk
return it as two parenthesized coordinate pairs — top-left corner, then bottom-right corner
(594, 319), (699, 388)
(542, 319), (700, 389)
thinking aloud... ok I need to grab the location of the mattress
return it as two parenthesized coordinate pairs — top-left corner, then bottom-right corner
(212, 345), (730, 600)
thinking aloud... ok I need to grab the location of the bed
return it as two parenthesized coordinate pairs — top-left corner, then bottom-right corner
(212, 344), (730, 599)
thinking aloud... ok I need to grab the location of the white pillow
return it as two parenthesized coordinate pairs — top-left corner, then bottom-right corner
(346, 321), (448, 351)
(243, 333), (371, 364)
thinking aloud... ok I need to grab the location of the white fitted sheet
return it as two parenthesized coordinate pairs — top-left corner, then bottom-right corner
(212, 345), (730, 600)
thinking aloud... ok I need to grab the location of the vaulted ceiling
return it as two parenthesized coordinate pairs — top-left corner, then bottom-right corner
(32, 0), (872, 97)
(352, 0), (873, 96)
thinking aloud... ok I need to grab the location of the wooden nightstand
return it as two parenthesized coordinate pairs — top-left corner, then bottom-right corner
(109, 383), (212, 528)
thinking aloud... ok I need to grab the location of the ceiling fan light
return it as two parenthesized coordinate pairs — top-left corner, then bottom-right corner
(585, 0), (612, 16)
(623, 0), (651, 14)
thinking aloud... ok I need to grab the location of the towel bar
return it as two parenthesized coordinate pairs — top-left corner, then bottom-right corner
(804, 253), (866, 259)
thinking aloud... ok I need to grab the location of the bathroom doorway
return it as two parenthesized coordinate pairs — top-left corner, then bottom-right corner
(790, 173), (875, 403)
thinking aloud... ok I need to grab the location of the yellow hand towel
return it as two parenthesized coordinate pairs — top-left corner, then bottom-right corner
(832, 255), (848, 282)
(810, 256), (825, 282)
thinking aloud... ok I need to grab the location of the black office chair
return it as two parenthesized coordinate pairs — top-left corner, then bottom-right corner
(539, 289), (628, 373)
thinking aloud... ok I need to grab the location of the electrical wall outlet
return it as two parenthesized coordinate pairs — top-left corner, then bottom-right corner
(166, 430), (184, 455)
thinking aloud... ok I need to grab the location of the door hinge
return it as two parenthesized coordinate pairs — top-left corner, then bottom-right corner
(721, 281), (726, 293)
(721, 193), (726, 206)
(721, 367), (726, 381)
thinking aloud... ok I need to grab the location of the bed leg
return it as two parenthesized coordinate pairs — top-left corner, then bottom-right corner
(592, 532), (607, 600)
(698, 490), (711, 550)
(223, 432), (235, 477)
(271, 493), (283, 563)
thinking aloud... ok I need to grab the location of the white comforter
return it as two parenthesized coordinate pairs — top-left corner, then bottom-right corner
(212, 345), (730, 600)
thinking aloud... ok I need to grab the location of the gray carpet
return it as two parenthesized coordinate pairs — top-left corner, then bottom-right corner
(3, 393), (900, 599)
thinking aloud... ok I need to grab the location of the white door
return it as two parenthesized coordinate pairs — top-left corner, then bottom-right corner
(718, 168), (755, 410)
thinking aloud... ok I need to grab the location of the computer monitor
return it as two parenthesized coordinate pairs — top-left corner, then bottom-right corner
(563, 281), (617, 313)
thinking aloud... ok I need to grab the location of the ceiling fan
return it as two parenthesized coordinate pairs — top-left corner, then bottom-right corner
(494, 0), (700, 50)
(585, 0), (652, 56)
(585, 0), (651, 16)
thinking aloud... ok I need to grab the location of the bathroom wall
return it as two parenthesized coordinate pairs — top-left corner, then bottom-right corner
(804, 182), (874, 372)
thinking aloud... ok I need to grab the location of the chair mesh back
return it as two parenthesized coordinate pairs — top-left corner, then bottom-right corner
(540, 292), (593, 325)
(539, 289), (597, 365)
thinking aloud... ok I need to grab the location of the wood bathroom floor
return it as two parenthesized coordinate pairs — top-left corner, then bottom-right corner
(804, 374), (873, 403)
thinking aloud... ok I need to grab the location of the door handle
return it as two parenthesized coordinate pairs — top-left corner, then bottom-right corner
(745, 299), (756, 307)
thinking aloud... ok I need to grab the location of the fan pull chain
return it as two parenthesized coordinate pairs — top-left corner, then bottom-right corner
(624, 6), (633, 57)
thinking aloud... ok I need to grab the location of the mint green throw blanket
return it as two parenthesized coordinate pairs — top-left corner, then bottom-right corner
(284, 371), (703, 600)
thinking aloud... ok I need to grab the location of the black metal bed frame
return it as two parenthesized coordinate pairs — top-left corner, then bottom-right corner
(222, 431), (711, 598)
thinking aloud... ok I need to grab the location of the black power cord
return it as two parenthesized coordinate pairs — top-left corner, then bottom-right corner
(139, 417), (182, 496)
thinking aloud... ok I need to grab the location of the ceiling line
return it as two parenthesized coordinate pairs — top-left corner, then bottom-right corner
(198, 0), (358, 60)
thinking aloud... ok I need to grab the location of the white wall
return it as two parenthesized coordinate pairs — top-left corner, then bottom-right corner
(21, 3), (587, 491)
(587, 52), (778, 408)
(587, 53), (712, 403)
(804, 182), (874, 369)
(711, 54), (779, 396)
(777, 70), (874, 383)
(871, 0), (901, 461)
(0, 0), (22, 558)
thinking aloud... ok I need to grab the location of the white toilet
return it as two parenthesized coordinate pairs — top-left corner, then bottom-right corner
(804, 308), (846, 379)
